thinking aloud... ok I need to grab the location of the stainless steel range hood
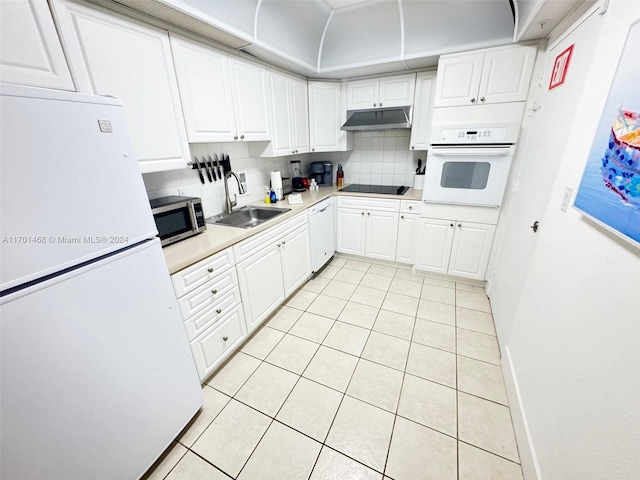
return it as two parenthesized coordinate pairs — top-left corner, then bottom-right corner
(341, 106), (412, 132)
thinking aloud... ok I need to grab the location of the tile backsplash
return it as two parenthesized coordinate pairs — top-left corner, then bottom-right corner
(341, 131), (426, 186)
(142, 130), (426, 218)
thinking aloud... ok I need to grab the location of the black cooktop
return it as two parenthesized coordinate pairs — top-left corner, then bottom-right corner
(339, 184), (409, 195)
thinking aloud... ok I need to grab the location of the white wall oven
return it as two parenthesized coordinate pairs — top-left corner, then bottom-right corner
(423, 111), (521, 207)
(423, 144), (514, 207)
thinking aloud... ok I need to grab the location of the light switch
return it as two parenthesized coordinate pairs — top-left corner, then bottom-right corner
(561, 186), (574, 212)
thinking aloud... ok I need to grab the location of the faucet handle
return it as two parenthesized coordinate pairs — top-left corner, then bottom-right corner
(231, 193), (238, 208)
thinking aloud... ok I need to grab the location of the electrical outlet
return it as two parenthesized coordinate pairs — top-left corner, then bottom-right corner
(237, 171), (249, 196)
(511, 181), (518, 194)
(561, 186), (574, 212)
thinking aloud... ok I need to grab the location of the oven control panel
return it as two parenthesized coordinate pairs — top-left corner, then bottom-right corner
(437, 127), (508, 143)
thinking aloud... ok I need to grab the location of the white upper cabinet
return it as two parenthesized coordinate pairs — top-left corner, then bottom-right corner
(308, 81), (352, 153)
(290, 76), (310, 153)
(409, 71), (436, 151)
(346, 73), (416, 109)
(250, 70), (308, 157)
(52, 0), (190, 173)
(170, 35), (271, 143)
(434, 45), (536, 107)
(228, 57), (270, 141)
(169, 35), (236, 143)
(0, 0), (74, 90)
(264, 70), (293, 156)
(434, 53), (484, 108)
(477, 47), (537, 105)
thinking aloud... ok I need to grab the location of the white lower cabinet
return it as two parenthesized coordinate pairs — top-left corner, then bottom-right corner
(395, 214), (419, 264)
(415, 218), (495, 280)
(189, 305), (246, 380)
(336, 197), (399, 262)
(336, 208), (366, 255)
(235, 213), (311, 333)
(171, 247), (246, 382)
(236, 244), (285, 333)
(364, 211), (399, 260)
(396, 199), (423, 264)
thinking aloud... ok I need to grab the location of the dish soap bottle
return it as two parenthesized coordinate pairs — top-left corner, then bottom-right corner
(336, 164), (344, 188)
(270, 189), (277, 204)
(264, 186), (271, 204)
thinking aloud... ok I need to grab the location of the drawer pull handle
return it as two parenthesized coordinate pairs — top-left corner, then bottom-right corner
(211, 289), (218, 295)
(223, 336), (228, 341)
(207, 267), (214, 273)
(282, 240), (286, 245)
(216, 308), (222, 314)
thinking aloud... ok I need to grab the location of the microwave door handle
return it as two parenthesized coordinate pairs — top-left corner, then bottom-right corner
(188, 202), (198, 230)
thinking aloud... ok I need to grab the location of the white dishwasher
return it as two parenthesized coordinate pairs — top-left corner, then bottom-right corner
(308, 197), (335, 273)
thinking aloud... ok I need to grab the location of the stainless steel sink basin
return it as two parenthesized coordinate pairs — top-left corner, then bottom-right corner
(206, 206), (291, 229)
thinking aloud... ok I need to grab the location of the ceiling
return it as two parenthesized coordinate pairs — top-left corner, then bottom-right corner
(113, 0), (588, 79)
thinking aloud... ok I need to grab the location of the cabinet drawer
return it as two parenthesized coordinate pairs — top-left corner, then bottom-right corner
(233, 211), (307, 262)
(184, 287), (242, 341)
(178, 267), (238, 319)
(337, 196), (400, 212)
(171, 247), (234, 298)
(400, 200), (422, 214)
(189, 304), (246, 381)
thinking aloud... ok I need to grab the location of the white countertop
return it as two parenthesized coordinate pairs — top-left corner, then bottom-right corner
(162, 186), (423, 274)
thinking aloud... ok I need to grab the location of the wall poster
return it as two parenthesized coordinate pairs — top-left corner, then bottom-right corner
(573, 20), (640, 247)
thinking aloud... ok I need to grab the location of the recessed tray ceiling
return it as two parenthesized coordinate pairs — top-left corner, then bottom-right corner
(115, 0), (585, 78)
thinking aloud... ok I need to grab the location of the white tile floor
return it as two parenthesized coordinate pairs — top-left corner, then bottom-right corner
(144, 256), (523, 480)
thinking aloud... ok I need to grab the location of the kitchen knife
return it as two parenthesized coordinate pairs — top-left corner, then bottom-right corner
(193, 157), (205, 184)
(202, 156), (213, 182)
(207, 155), (217, 181)
(214, 154), (223, 178)
(224, 154), (231, 174)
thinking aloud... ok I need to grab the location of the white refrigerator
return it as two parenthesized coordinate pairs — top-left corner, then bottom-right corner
(0, 85), (203, 479)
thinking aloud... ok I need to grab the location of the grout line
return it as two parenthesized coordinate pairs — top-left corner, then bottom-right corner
(455, 286), (460, 480)
(457, 439), (523, 466)
(187, 258), (517, 479)
(187, 450), (235, 479)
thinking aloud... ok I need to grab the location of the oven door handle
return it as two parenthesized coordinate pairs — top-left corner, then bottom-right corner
(429, 147), (514, 156)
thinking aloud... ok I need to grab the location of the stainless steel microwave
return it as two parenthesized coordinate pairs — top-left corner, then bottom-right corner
(150, 195), (206, 246)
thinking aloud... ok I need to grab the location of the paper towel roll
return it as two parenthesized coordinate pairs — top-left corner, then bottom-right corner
(270, 171), (283, 200)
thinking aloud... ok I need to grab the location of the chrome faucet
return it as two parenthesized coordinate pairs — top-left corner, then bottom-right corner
(224, 171), (245, 214)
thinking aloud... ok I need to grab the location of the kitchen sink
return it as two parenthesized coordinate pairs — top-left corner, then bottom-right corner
(206, 206), (291, 229)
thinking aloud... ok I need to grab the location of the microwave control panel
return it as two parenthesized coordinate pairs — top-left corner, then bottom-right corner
(438, 127), (507, 143)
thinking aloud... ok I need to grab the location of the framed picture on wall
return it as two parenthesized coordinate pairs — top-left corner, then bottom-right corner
(573, 20), (640, 248)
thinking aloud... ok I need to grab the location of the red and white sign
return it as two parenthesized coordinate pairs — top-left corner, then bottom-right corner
(549, 44), (574, 90)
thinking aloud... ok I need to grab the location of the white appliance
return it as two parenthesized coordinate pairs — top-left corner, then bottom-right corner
(423, 144), (515, 207)
(0, 85), (203, 480)
(308, 197), (335, 272)
(424, 104), (522, 208)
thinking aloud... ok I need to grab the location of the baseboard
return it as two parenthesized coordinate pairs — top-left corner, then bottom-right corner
(502, 346), (543, 480)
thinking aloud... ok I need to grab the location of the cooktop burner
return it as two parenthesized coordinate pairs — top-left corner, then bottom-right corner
(339, 184), (409, 195)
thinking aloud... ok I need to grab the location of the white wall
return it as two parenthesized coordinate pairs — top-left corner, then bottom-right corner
(495, 2), (640, 479)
